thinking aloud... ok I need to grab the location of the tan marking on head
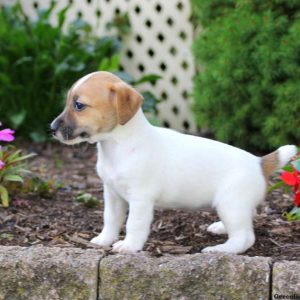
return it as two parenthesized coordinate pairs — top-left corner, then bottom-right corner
(62, 71), (143, 140)
(261, 151), (279, 179)
(108, 81), (143, 125)
(71, 72), (98, 91)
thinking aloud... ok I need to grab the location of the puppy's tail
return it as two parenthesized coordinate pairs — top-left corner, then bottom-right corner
(261, 145), (297, 178)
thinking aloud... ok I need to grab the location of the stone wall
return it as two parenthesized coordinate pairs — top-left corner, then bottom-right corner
(0, 246), (299, 300)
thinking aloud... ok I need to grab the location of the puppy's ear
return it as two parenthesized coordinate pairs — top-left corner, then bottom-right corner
(109, 82), (143, 125)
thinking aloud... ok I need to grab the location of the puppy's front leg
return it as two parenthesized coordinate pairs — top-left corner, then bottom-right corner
(112, 199), (154, 253)
(90, 185), (127, 247)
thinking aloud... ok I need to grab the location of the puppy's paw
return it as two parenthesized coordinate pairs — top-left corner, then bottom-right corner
(112, 240), (142, 254)
(207, 221), (227, 235)
(90, 233), (116, 247)
(202, 244), (239, 254)
(202, 245), (224, 253)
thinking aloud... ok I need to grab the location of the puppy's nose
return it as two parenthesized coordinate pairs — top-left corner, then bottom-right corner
(50, 118), (64, 135)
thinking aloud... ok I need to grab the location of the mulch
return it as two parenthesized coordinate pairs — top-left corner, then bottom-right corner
(0, 142), (299, 261)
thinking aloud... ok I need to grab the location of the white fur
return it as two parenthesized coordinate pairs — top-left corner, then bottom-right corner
(207, 221), (227, 235)
(277, 145), (297, 168)
(90, 109), (296, 254)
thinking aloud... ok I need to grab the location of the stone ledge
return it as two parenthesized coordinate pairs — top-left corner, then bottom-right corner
(99, 252), (272, 300)
(0, 246), (103, 300)
(272, 260), (300, 297)
(0, 246), (299, 300)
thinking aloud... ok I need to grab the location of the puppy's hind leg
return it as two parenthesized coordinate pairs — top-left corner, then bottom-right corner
(203, 200), (256, 254)
(203, 174), (265, 254)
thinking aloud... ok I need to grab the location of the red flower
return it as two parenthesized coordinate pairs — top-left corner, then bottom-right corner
(294, 192), (300, 207)
(281, 168), (300, 207)
(281, 169), (300, 186)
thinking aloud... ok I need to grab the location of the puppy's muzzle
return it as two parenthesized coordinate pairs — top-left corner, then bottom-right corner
(50, 118), (74, 140)
(50, 118), (63, 136)
(51, 117), (89, 141)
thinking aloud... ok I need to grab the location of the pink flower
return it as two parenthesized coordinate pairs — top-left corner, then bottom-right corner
(0, 128), (15, 142)
(0, 160), (4, 170)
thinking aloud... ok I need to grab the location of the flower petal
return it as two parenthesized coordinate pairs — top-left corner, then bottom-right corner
(0, 128), (15, 142)
(0, 160), (5, 170)
(294, 192), (300, 207)
(280, 171), (299, 186)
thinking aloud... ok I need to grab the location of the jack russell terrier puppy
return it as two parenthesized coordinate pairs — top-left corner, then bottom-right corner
(51, 71), (297, 254)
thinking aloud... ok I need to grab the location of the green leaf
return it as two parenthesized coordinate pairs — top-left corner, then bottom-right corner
(75, 192), (93, 202)
(8, 152), (36, 164)
(268, 181), (284, 193)
(0, 165), (26, 177)
(133, 74), (162, 86)
(17, 168), (32, 175)
(282, 165), (293, 172)
(284, 206), (300, 221)
(69, 18), (91, 34)
(9, 110), (26, 128)
(30, 132), (47, 143)
(75, 192), (99, 208)
(58, 4), (71, 28)
(99, 54), (120, 72)
(4, 174), (23, 183)
(14, 56), (33, 66)
(54, 62), (69, 76)
(37, 1), (56, 23)
(283, 185), (292, 194)
(0, 185), (9, 208)
(142, 91), (160, 113)
(6, 150), (22, 163)
(106, 12), (131, 36)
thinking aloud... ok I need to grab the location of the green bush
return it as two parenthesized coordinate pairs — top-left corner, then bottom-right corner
(192, 0), (300, 151)
(0, 3), (161, 141)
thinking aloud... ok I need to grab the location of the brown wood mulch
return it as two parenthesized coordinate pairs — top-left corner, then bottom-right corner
(0, 143), (299, 261)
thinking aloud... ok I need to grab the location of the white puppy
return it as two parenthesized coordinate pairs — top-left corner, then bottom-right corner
(51, 71), (297, 254)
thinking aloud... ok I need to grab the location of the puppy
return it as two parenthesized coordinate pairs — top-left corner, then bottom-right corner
(51, 71), (297, 254)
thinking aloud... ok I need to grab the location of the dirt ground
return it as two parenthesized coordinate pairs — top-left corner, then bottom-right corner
(0, 142), (299, 261)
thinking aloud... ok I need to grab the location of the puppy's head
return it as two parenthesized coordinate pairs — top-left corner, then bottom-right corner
(50, 71), (143, 144)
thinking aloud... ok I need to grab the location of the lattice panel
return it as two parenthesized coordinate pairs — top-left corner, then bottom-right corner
(0, 0), (197, 132)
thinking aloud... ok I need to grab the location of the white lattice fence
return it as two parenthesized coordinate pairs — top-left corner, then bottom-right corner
(1, 0), (197, 132)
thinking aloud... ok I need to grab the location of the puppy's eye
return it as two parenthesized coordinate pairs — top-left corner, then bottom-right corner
(73, 101), (86, 112)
